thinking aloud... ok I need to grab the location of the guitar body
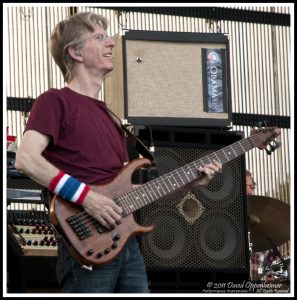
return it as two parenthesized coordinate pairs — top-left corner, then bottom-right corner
(49, 158), (154, 267)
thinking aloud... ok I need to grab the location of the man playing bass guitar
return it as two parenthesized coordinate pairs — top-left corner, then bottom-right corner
(15, 12), (222, 293)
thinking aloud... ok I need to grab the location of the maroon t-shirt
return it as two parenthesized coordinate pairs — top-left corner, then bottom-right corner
(25, 87), (129, 185)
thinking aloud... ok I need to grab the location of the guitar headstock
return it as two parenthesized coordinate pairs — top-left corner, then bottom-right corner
(250, 127), (281, 154)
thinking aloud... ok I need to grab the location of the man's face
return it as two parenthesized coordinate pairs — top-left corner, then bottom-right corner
(246, 175), (255, 196)
(79, 26), (115, 76)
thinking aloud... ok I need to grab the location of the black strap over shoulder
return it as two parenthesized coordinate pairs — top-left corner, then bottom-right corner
(106, 108), (155, 163)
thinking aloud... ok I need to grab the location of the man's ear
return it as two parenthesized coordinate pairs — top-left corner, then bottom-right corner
(68, 46), (83, 60)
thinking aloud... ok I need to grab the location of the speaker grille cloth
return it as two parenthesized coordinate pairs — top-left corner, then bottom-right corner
(137, 146), (248, 271)
(125, 40), (228, 119)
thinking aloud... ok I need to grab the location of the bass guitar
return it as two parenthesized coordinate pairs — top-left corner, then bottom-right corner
(49, 127), (280, 268)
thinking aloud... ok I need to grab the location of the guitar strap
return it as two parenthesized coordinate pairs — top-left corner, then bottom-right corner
(106, 108), (156, 164)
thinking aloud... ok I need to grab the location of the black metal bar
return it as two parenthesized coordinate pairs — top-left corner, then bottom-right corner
(232, 113), (290, 129)
(100, 7), (290, 26)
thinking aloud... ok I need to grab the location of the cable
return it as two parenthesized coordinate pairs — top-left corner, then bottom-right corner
(148, 126), (155, 155)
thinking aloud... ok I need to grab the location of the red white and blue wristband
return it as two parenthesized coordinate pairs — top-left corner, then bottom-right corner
(48, 171), (90, 205)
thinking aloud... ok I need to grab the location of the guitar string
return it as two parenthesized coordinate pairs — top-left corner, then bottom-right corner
(67, 128), (278, 231)
(114, 128), (277, 212)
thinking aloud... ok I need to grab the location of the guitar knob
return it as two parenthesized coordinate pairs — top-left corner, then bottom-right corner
(113, 233), (121, 241)
(87, 249), (94, 256)
(112, 242), (118, 249)
(96, 252), (103, 258)
(104, 248), (111, 254)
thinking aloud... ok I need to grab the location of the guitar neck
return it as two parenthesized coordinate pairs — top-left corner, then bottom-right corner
(115, 132), (263, 216)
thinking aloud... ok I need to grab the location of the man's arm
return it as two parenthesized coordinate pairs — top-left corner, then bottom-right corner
(15, 130), (122, 228)
(15, 130), (59, 186)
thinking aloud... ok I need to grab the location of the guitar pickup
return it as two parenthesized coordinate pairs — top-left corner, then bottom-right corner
(66, 215), (93, 240)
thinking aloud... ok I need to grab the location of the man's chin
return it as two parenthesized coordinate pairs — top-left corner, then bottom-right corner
(105, 65), (114, 73)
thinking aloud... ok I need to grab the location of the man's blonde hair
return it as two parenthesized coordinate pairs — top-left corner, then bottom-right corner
(49, 12), (108, 83)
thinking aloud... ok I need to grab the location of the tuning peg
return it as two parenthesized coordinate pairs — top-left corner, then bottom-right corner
(265, 140), (281, 155)
(272, 140), (281, 150)
(265, 143), (274, 155)
(270, 140), (281, 152)
(265, 148), (272, 155)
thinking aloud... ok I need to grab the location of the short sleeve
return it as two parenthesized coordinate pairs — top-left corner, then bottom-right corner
(25, 90), (64, 145)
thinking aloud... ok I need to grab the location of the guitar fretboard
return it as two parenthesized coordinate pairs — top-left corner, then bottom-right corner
(114, 129), (274, 216)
